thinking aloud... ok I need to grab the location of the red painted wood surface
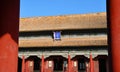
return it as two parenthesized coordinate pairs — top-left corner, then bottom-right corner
(0, 0), (19, 72)
(22, 55), (25, 72)
(68, 55), (71, 72)
(0, 34), (18, 72)
(25, 59), (34, 72)
(44, 60), (54, 72)
(41, 55), (44, 72)
(108, 0), (120, 72)
(25, 60), (29, 72)
(86, 62), (89, 72)
(71, 60), (78, 72)
(90, 54), (94, 72)
(93, 60), (99, 72)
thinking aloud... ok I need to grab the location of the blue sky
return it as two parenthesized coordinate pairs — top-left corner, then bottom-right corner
(20, 0), (106, 18)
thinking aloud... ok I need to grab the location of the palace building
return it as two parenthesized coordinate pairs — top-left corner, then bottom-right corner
(18, 12), (108, 72)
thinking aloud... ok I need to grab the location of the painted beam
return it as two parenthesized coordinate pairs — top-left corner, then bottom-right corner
(68, 55), (71, 72)
(90, 54), (94, 72)
(22, 55), (25, 72)
(41, 55), (44, 72)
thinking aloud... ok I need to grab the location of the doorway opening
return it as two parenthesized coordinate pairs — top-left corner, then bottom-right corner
(99, 58), (107, 72)
(53, 58), (63, 71)
(18, 57), (22, 72)
(33, 56), (41, 72)
(78, 58), (86, 72)
(49, 56), (67, 72)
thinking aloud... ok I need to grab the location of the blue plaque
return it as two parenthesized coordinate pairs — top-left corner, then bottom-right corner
(53, 31), (61, 40)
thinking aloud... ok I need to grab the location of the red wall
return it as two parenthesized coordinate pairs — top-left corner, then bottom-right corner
(44, 60), (54, 72)
(25, 59), (34, 72)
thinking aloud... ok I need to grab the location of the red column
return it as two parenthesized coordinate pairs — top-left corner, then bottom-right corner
(90, 54), (94, 72)
(108, 0), (120, 72)
(22, 55), (25, 72)
(0, 0), (19, 72)
(41, 55), (44, 72)
(68, 55), (71, 72)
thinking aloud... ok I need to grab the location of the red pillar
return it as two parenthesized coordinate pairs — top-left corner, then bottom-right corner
(0, 0), (19, 72)
(68, 55), (71, 72)
(90, 54), (94, 72)
(41, 55), (44, 72)
(22, 55), (25, 72)
(108, 0), (120, 72)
